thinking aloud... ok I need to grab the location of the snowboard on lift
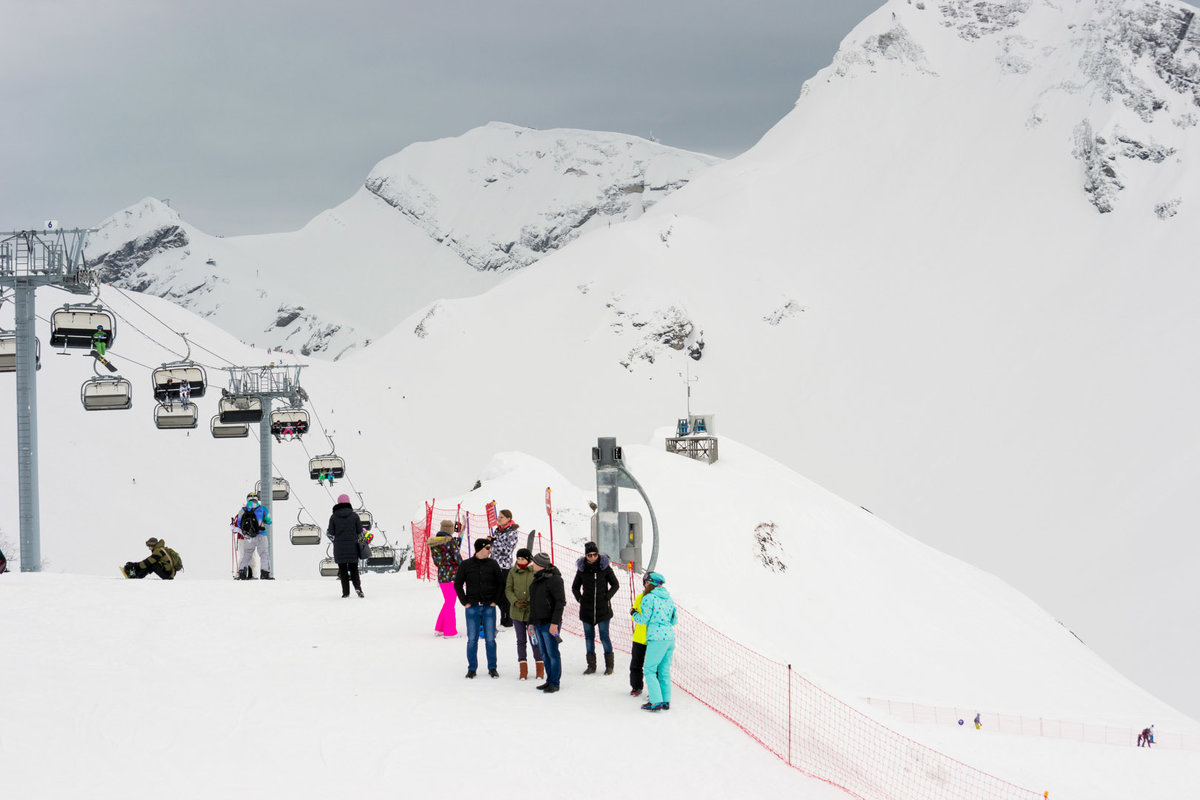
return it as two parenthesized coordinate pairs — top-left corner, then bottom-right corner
(89, 350), (118, 373)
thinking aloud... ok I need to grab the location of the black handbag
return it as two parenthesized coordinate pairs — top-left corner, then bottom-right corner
(357, 539), (371, 560)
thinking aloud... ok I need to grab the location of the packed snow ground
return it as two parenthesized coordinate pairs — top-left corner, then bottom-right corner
(2, 287), (1200, 797)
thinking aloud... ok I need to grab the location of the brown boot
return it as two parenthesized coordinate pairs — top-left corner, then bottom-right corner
(519, 661), (529, 680)
(583, 653), (597, 675)
(603, 652), (615, 675)
(535, 661), (545, 679)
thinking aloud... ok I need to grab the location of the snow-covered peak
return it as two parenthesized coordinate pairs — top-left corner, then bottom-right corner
(363, 121), (721, 271)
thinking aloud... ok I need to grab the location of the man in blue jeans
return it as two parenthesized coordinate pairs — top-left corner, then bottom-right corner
(454, 538), (505, 679)
(528, 552), (567, 693)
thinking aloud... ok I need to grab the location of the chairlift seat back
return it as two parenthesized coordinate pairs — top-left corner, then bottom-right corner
(0, 335), (41, 372)
(290, 524), (321, 545)
(270, 409), (310, 436)
(218, 395), (263, 423)
(154, 403), (199, 430)
(356, 509), (374, 531)
(50, 308), (114, 349)
(308, 456), (345, 480)
(210, 415), (249, 438)
(81, 377), (133, 411)
(153, 364), (207, 399)
(256, 477), (291, 501)
(318, 558), (340, 577)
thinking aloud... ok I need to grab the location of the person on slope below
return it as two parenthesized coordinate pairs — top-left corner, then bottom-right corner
(631, 571), (677, 712)
(427, 519), (462, 638)
(234, 493), (273, 580)
(327, 493), (365, 598)
(572, 541), (620, 676)
(489, 508), (521, 627)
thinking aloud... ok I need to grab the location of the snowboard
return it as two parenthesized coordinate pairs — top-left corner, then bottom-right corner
(89, 350), (118, 373)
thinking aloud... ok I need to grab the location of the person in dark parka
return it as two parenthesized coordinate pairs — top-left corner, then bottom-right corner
(572, 541), (620, 675)
(327, 493), (365, 598)
(528, 553), (567, 693)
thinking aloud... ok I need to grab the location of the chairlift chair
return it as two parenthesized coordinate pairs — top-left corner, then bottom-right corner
(308, 455), (346, 481)
(0, 333), (40, 372)
(355, 508), (374, 532)
(154, 402), (199, 430)
(319, 544), (339, 577)
(255, 477), (291, 501)
(152, 363), (207, 401)
(270, 409), (309, 438)
(290, 523), (322, 545)
(81, 376), (133, 411)
(50, 305), (115, 350)
(218, 395), (263, 423)
(210, 415), (249, 439)
(360, 531), (406, 573)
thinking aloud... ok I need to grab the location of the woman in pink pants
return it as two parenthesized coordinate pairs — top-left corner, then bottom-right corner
(427, 519), (463, 637)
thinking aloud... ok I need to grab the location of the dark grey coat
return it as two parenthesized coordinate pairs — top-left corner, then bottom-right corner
(326, 502), (363, 564)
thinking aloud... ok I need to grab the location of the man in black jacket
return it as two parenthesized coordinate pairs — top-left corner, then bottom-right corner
(454, 538), (505, 679)
(528, 553), (567, 693)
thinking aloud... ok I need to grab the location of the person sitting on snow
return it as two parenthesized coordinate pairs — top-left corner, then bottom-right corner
(122, 538), (181, 580)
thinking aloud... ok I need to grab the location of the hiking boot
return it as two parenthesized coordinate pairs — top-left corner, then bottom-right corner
(542, 685), (560, 694)
(535, 682), (550, 691)
(661, 702), (670, 710)
(630, 688), (642, 697)
(583, 653), (597, 675)
(519, 662), (529, 680)
(641, 701), (665, 712)
(488, 669), (499, 679)
(535, 661), (545, 679)
(260, 570), (273, 580)
(603, 652), (615, 675)
(465, 670), (476, 679)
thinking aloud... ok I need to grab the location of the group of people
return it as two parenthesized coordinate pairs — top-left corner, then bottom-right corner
(1137, 725), (1156, 747)
(426, 509), (678, 710)
(160, 378), (191, 410)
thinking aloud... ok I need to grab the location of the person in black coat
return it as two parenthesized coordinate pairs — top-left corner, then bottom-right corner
(572, 541), (621, 676)
(454, 538), (505, 678)
(529, 553), (567, 693)
(326, 493), (365, 598)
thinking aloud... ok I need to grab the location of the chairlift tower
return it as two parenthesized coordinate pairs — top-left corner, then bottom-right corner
(223, 363), (306, 575)
(0, 226), (96, 572)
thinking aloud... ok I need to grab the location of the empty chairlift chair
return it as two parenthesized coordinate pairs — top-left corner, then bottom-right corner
(290, 523), (322, 546)
(154, 402), (199, 430)
(318, 545), (339, 577)
(255, 477), (291, 501)
(50, 305), (115, 350)
(308, 455), (345, 482)
(210, 414), (249, 439)
(0, 333), (40, 372)
(218, 395), (263, 423)
(81, 376), (133, 411)
(355, 508), (374, 532)
(152, 363), (207, 403)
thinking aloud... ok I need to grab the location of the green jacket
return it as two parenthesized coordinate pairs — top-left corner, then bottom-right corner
(136, 540), (178, 578)
(505, 564), (538, 623)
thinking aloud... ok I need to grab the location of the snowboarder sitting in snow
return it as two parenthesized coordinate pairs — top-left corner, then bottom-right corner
(122, 538), (181, 580)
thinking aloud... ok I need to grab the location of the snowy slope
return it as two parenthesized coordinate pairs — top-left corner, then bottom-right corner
(82, 124), (719, 358)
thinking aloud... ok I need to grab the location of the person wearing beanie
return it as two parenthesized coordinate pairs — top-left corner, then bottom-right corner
(573, 541), (621, 676)
(632, 571), (677, 712)
(489, 509), (521, 627)
(454, 537), (505, 678)
(527, 553), (566, 693)
(233, 493), (273, 580)
(505, 548), (544, 680)
(427, 518), (462, 638)
(121, 537), (182, 580)
(326, 494), (365, 598)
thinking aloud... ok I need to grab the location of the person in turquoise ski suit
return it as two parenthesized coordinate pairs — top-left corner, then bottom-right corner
(631, 571), (677, 711)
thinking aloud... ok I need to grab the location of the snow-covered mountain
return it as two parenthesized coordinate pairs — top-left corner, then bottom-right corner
(82, 123), (720, 358)
(6, 0), (1200, 736)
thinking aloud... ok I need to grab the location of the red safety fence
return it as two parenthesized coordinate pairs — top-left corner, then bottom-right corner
(412, 506), (1042, 800)
(863, 698), (1200, 752)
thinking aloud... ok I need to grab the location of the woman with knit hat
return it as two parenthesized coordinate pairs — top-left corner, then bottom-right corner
(505, 548), (544, 679)
(326, 493), (365, 598)
(427, 519), (462, 637)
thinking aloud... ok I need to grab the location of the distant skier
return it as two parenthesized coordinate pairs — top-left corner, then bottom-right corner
(974, 713), (982, 730)
(1138, 726), (1153, 747)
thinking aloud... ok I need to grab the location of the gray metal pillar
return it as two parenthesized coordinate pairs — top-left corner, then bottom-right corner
(594, 437), (623, 561)
(259, 397), (274, 574)
(14, 284), (40, 571)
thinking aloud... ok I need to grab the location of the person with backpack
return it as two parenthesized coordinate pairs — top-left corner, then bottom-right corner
(572, 541), (620, 676)
(234, 493), (273, 580)
(427, 519), (462, 637)
(122, 537), (182, 579)
(327, 493), (365, 598)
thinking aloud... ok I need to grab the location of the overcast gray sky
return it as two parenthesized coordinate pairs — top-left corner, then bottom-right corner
(2, 0), (884, 236)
